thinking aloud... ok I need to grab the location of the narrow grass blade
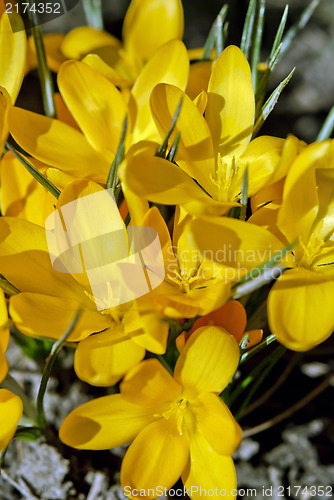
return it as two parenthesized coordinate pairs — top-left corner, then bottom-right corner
(269, 5), (289, 59)
(317, 106), (334, 141)
(253, 67), (295, 136)
(201, 4), (228, 60)
(233, 265), (285, 299)
(105, 115), (127, 192)
(166, 131), (181, 163)
(280, 0), (319, 58)
(82, 0), (104, 30)
(27, 0), (55, 118)
(240, 166), (248, 221)
(0, 275), (20, 295)
(5, 142), (60, 199)
(251, 0), (266, 89)
(255, 43), (282, 113)
(240, 0), (256, 59)
(156, 98), (183, 158)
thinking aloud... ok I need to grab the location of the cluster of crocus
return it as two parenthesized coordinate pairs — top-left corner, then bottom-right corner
(0, 0), (332, 496)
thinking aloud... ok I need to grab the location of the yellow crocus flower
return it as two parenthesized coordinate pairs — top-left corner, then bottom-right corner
(59, 326), (241, 499)
(121, 45), (290, 216)
(267, 139), (334, 351)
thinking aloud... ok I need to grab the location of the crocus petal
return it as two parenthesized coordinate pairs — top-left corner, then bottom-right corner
(123, 0), (184, 68)
(0, 389), (23, 451)
(8, 107), (110, 182)
(188, 216), (294, 273)
(0, 85), (11, 150)
(0, 349), (8, 383)
(150, 83), (216, 197)
(186, 61), (212, 100)
(130, 40), (189, 144)
(74, 327), (145, 386)
(9, 293), (110, 341)
(54, 92), (80, 129)
(121, 358), (182, 407)
(0, 12), (26, 103)
(58, 61), (127, 154)
(182, 430), (237, 499)
(191, 300), (247, 343)
(60, 26), (121, 60)
(206, 45), (254, 159)
(59, 394), (157, 450)
(230, 136), (285, 199)
(174, 326), (239, 399)
(82, 54), (132, 88)
(0, 217), (92, 303)
(191, 392), (242, 455)
(268, 267), (334, 351)
(1, 152), (55, 226)
(121, 418), (189, 499)
(126, 306), (169, 354)
(278, 141), (331, 245)
(28, 34), (67, 73)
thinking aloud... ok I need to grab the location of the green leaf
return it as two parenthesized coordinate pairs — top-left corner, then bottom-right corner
(27, 0), (56, 118)
(269, 5), (289, 60)
(233, 265), (285, 299)
(15, 426), (43, 442)
(37, 310), (81, 427)
(82, 0), (104, 30)
(250, 0), (266, 90)
(317, 105), (334, 141)
(280, 0), (320, 58)
(156, 98), (183, 158)
(253, 67), (295, 136)
(5, 142), (60, 199)
(255, 43), (282, 114)
(0, 274), (20, 296)
(105, 114), (128, 194)
(166, 131), (181, 163)
(240, 0), (256, 60)
(201, 4), (228, 61)
(240, 166), (248, 221)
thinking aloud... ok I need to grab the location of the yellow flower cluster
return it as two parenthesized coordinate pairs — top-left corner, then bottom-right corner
(0, 0), (333, 496)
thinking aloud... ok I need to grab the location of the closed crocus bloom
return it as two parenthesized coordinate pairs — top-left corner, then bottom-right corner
(268, 139), (334, 351)
(0, 180), (169, 386)
(121, 45), (289, 216)
(60, 326), (241, 499)
(0, 289), (23, 451)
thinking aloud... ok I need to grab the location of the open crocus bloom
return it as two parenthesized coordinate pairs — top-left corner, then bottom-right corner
(60, 326), (241, 499)
(0, 180), (170, 386)
(121, 45), (287, 216)
(0, 289), (23, 451)
(27, 0), (184, 87)
(8, 38), (189, 187)
(267, 139), (334, 351)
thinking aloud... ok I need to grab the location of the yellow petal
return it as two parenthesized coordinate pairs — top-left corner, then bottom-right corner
(0, 85), (11, 151)
(130, 40), (189, 144)
(191, 392), (242, 455)
(1, 151), (55, 225)
(193, 90), (208, 116)
(268, 267), (334, 351)
(206, 45), (254, 159)
(0, 12), (26, 103)
(121, 418), (189, 499)
(0, 389), (23, 451)
(9, 293), (110, 341)
(59, 394), (156, 450)
(60, 26), (121, 60)
(74, 327), (145, 386)
(8, 107), (110, 182)
(150, 83), (216, 196)
(121, 358), (182, 407)
(174, 326), (239, 399)
(82, 54), (132, 88)
(0, 348), (8, 383)
(0, 217), (92, 302)
(126, 306), (169, 355)
(54, 92), (81, 129)
(28, 34), (67, 73)
(186, 61), (212, 100)
(182, 430), (237, 499)
(58, 60), (127, 154)
(278, 141), (331, 244)
(230, 136), (285, 198)
(123, 0), (184, 68)
(188, 216), (294, 275)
